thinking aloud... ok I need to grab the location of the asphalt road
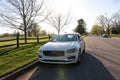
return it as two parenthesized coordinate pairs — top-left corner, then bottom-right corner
(16, 36), (120, 80)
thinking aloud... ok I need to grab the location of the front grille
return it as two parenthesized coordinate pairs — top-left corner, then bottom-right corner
(43, 51), (64, 57)
(42, 60), (70, 62)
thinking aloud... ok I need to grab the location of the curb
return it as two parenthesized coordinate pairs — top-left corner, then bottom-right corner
(0, 60), (39, 80)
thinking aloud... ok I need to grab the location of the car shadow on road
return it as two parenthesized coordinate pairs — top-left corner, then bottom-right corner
(29, 53), (115, 80)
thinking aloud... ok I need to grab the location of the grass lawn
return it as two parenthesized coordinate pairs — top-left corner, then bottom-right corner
(110, 34), (120, 37)
(0, 39), (48, 77)
(0, 36), (48, 40)
(82, 35), (87, 38)
(0, 36), (49, 46)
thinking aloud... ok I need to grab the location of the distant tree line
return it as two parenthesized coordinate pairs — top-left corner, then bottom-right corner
(0, 26), (48, 37)
(91, 10), (120, 35)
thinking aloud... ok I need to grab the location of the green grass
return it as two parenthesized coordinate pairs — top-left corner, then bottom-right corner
(0, 36), (49, 46)
(0, 39), (48, 77)
(0, 36), (48, 40)
(82, 35), (87, 38)
(0, 37), (16, 40)
(110, 34), (120, 37)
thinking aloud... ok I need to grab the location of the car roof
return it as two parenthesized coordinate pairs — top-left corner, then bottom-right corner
(59, 33), (81, 36)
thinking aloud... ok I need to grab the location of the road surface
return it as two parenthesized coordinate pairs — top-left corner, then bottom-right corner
(16, 36), (120, 80)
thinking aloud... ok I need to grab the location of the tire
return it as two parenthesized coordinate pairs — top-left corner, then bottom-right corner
(82, 45), (85, 55)
(77, 53), (81, 64)
(77, 49), (82, 64)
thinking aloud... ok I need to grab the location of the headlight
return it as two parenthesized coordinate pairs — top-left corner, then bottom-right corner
(39, 47), (43, 53)
(39, 49), (43, 53)
(67, 48), (78, 53)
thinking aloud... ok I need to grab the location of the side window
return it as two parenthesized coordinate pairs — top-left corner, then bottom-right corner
(77, 34), (80, 41)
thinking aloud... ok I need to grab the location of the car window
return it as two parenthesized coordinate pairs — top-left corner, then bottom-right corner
(51, 34), (77, 42)
(77, 34), (81, 40)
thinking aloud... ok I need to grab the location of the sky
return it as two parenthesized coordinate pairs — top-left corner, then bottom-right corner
(0, 0), (120, 34)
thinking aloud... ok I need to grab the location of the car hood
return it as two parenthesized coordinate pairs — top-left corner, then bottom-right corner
(41, 41), (78, 51)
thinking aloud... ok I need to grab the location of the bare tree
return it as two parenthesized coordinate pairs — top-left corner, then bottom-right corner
(112, 11), (120, 33)
(47, 11), (72, 34)
(96, 14), (112, 36)
(0, 0), (50, 43)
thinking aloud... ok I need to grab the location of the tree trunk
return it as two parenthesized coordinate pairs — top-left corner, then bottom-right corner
(107, 27), (110, 36)
(16, 32), (19, 48)
(58, 30), (60, 34)
(24, 28), (27, 44)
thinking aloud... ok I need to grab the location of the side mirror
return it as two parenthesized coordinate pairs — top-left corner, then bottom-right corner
(78, 38), (83, 42)
(49, 39), (53, 42)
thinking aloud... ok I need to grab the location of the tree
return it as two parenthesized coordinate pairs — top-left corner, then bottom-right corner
(47, 11), (71, 34)
(96, 14), (112, 36)
(74, 19), (86, 35)
(0, 0), (49, 43)
(111, 27), (120, 34)
(90, 25), (102, 35)
(2, 33), (11, 37)
(27, 23), (40, 37)
(40, 30), (47, 36)
(112, 11), (120, 34)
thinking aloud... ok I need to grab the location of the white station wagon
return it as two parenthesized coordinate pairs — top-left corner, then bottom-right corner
(38, 33), (85, 64)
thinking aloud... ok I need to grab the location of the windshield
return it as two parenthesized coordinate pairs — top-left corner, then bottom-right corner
(51, 34), (77, 42)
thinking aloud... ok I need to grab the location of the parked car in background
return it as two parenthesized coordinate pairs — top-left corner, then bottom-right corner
(38, 33), (85, 64)
(102, 34), (109, 38)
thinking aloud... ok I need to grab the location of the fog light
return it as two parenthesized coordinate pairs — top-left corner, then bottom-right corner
(68, 56), (75, 60)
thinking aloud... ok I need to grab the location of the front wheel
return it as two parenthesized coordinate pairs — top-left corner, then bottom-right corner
(82, 48), (85, 55)
(77, 49), (82, 64)
(77, 53), (81, 63)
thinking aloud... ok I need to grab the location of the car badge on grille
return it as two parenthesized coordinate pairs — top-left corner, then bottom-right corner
(51, 51), (56, 54)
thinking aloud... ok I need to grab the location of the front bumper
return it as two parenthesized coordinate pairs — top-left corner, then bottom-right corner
(38, 52), (79, 64)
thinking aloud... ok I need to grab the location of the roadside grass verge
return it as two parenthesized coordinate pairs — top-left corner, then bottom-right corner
(0, 36), (47, 40)
(0, 36), (48, 46)
(110, 34), (120, 37)
(82, 35), (87, 38)
(0, 40), (48, 77)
